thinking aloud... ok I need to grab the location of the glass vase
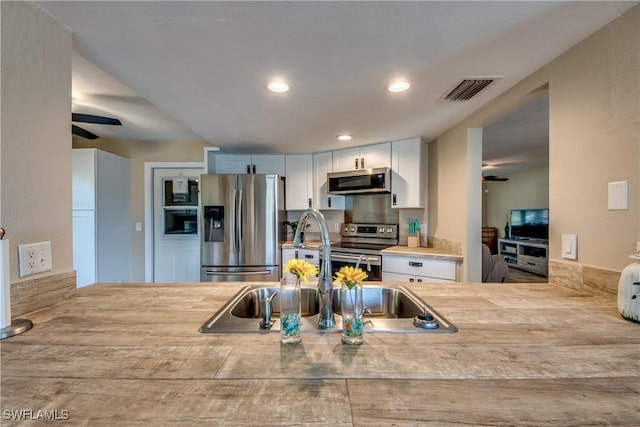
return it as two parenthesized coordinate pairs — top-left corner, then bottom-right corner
(341, 282), (364, 345)
(279, 276), (302, 344)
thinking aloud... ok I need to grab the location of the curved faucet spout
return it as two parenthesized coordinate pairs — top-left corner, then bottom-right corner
(356, 254), (372, 272)
(292, 209), (335, 328)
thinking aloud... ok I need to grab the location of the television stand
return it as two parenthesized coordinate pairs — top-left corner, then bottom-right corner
(498, 238), (548, 277)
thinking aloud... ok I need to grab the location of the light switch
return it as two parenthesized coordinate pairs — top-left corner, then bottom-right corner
(608, 181), (629, 210)
(562, 234), (578, 260)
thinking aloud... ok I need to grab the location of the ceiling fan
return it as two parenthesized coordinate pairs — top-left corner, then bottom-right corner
(482, 175), (509, 182)
(72, 113), (122, 140)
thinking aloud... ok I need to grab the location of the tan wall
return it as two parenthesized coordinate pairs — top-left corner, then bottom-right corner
(73, 137), (211, 281)
(430, 5), (639, 276)
(484, 167), (550, 239)
(1, 1), (72, 282)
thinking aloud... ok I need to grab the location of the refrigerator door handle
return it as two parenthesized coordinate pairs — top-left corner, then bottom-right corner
(237, 188), (243, 252)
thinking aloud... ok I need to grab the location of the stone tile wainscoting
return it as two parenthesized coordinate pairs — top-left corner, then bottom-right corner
(429, 236), (462, 255)
(10, 271), (76, 317)
(549, 260), (620, 298)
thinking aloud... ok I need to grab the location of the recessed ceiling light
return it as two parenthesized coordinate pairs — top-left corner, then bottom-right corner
(387, 80), (411, 93)
(337, 134), (352, 141)
(267, 80), (290, 93)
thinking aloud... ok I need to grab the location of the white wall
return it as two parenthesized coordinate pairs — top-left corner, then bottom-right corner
(1, 1), (73, 282)
(430, 4), (639, 275)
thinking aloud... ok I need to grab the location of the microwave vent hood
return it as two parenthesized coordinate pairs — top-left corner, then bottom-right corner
(327, 167), (391, 195)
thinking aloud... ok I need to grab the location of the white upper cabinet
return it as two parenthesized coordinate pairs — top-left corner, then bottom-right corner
(211, 153), (285, 175)
(332, 142), (391, 172)
(285, 154), (314, 210)
(391, 138), (426, 209)
(313, 152), (345, 210)
(72, 149), (96, 210)
(251, 154), (286, 175)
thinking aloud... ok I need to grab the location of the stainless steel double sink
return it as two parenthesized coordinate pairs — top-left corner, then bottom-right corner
(200, 284), (457, 333)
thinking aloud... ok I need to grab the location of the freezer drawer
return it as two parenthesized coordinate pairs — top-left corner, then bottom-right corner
(200, 266), (279, 282)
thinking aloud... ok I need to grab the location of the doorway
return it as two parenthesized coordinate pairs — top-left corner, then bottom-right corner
(481, 91), (550, 282)
(144, 163), (204, 282)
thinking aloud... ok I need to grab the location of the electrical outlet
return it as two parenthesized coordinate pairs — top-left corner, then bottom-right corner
(18, 241), (52, 277)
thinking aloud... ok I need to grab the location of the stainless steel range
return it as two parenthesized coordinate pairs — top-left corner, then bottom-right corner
(328, 223), (399, 281)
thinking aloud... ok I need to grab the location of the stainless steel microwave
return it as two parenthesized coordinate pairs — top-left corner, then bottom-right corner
(327, 167), (391, 195)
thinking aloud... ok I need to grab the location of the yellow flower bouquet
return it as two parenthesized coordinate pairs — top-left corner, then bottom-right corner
(284, 258), (318, 283)
(333, 265), (368, 289)
(334, 265), (368, 344)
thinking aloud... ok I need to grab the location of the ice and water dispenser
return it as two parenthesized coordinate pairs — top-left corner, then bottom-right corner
(203, 206), (225, 242)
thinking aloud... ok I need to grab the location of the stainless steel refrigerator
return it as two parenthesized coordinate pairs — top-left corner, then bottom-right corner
(200, 174), (285, 282)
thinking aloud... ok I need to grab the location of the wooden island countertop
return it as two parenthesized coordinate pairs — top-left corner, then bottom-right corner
(1, 281), (638, 426)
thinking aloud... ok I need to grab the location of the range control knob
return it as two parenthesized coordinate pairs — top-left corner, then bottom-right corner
(350, 227), (356, 232)
(379, 228), (385, 233)
(344, 226), (349, 232)
(386, 228), (393, 233)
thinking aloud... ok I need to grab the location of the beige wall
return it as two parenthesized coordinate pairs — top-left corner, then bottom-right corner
(1, 1), (72, 282)
(430, 5), (639, 276)
(72, 137), (210, 281)
(484, 167), (550, 239)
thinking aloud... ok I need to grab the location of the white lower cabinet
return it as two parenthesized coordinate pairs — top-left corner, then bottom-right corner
(282, 247), (320, 279)
(382, 255), (457, 283)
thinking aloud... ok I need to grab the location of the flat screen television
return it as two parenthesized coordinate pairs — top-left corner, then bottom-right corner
(509, 208), (549, 240)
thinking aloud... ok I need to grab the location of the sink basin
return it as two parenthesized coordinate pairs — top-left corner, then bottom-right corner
(200, 284), (457, 333)
(230, 287), (319, 318)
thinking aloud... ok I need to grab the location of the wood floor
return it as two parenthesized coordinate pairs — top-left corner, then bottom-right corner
(506, 266), (548, 283)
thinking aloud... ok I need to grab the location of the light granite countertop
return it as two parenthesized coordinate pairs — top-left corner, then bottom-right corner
(381, 246), (464, 262)
(1, 281), (638, 426)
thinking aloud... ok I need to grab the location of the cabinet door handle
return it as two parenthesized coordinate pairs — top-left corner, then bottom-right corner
(246, 165), (251, 174)
(252, 164), (256, 174)
(354, 158), (359, 169)
(328, 197), (332, 208)
(409, 278), (415, 282)
(417, 278), (423, 282)
(308, 198), (312, 208)
(392, 194), (397, 206)
(409, 261), (423, 267)
(360, 158), (365, 169)
(304, 254), (314, 259)
(295, 250), (299, 259)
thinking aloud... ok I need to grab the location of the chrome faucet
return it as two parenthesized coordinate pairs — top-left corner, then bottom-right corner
(292, 209), (335, 328)
(355, 254), (371, 272)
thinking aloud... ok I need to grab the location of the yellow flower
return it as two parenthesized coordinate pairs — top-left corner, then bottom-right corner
(333, 266), (368, 289)
(284, 258), (318, 283)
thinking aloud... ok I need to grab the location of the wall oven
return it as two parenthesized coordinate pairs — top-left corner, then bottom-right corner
(323, 223), (398, 282)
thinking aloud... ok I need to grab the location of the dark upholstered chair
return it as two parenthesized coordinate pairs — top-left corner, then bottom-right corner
(482, 243), (509, 283)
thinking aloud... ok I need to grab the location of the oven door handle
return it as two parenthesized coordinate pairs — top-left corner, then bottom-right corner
(328, 253), (381, 266)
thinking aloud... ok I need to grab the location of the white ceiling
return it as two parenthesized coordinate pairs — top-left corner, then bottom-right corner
(38, 1), (636, 171)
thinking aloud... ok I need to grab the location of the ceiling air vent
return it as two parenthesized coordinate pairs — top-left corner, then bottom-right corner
(442, 77), (499, 102)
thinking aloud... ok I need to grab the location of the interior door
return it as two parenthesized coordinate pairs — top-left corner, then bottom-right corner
(153, 167), (202, 282)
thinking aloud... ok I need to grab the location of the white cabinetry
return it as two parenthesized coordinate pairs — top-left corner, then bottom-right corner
(391, 138), (426, 209)
(72, 149), (131, 287)
(313, 152), (345, 210)
(332, 142), (391, 172)
(285, 155), (314, 210)
(209, 153), (285, 175)
(282, 247), (320, 279)
(382, 255), (457, 283)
